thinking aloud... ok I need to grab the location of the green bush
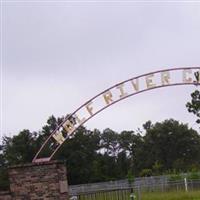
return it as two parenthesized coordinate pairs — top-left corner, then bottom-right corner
(139, 169), (153, 177)
(168, 173), (182, 181)
(187, 171), (200, 180)
(127, 170), (134, 184)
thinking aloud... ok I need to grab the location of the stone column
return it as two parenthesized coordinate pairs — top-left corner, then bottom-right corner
(0, 191), (12, 200)
(9, 160), (69, 200)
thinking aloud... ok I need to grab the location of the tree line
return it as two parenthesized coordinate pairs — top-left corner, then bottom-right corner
(0, 90), (199, 189)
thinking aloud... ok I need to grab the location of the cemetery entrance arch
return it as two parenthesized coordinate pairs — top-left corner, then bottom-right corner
(32, 67), (200, 163)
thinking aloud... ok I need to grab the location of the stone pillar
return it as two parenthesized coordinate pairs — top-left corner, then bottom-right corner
(0, 191), (12, 200)
(8, 160), (69, 200)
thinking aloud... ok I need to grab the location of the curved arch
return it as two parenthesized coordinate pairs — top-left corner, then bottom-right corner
(32, 67), (200, 163)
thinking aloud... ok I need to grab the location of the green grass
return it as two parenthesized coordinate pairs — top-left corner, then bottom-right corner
(142, 191), (200, 200)
(78, 190), (200, 200)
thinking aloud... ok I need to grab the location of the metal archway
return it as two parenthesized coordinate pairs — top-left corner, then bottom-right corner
(32, 67), (200, 163)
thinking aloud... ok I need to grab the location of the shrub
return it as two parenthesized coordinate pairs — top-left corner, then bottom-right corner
(169, 173), (182, 181)
(187, 171), (200, 180)
(140, 169), (153, 177)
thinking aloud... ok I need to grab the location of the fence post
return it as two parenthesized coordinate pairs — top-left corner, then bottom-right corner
(184, 178), (188, 192)
(130, 188), (136, 200)
(137, 186), (141, 200)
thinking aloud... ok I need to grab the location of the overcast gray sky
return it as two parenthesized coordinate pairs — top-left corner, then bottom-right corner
(1, 1), (200, 140)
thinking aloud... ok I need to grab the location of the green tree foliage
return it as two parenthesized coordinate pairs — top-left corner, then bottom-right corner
(1, 116), (200, 190)
(1, 130), (38, 165)
(0, 130), (38, 190)
(58, 126), (101, 184)
(0, 153), (9, 190)
(118, 130), (143, 175)
(36, 115), (65, 158)
(186, 90), (200, 124)
(100, 128), (119, 157)
(139, 119), (200, 172)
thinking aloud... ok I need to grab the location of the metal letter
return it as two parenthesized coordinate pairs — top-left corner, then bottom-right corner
(74, 114), (86, 124)
(194, 71), (200, 83)
(146, 74), (156, 88)
(161, 71), (170, 85)
(131, 78), (139, 91)
(116, 83), (128, 98)
(183, 69), (192, 83)
(62, 120), (75, 133)
(52, 131), (65, 144)
(103, 90), (113, 105)
(85, 101), (94, 116)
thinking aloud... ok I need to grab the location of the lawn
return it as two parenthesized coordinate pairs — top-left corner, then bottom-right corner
(141, 190), (200, 200)
(78, 190), (200, 200)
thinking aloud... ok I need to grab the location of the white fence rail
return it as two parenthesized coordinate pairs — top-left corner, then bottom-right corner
(69, 176), (200, 195)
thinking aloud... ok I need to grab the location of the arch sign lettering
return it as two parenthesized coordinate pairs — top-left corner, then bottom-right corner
(33, 67), (200, 163)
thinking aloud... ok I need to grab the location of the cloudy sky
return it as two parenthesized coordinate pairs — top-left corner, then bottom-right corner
(1, 1), (200, 140)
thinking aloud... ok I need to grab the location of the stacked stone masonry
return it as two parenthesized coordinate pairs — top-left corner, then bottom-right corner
(0, 161), (69, 200)
(0, 191), (12, 200)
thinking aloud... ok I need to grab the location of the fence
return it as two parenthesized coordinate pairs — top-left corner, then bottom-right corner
(70, 188), (132, 200)
(69, 176), (168, 195)
(69, 177), (200, 200)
